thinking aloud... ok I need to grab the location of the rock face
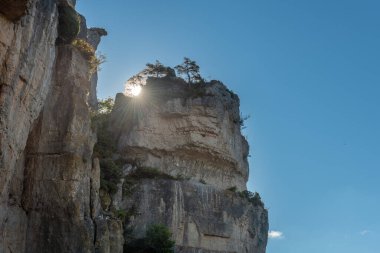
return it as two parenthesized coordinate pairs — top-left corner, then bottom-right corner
(0, 1), (113, 252)
(123, 179), (268, 253)
(0, 1), (59, 252)
(110, 79), (268, 252)
(22, 44), (97, 253)
(112, 79), (250, 191)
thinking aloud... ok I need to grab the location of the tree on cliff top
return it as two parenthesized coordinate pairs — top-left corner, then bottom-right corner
(175, 57), (203, 84)
(144, 60), (173, 78)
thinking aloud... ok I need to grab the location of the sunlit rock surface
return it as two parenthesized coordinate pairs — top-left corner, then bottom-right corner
(112, 78), (250, 191)
(0, 1), (115, 252)
(0, 1), (58, 251)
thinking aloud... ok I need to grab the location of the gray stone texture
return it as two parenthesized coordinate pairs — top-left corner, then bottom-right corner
(122, 179), (268, 253)
(112, 79), (250, 191)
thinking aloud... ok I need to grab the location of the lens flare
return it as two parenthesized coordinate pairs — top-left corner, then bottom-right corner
(130, 85), (142, 96)
(124, 82), (142, 97)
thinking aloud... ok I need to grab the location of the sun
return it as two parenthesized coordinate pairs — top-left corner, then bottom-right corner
(130, 85), (142, 96)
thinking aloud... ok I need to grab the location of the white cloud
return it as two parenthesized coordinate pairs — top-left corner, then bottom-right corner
(268, 230), (284, 239)
(360, 230), (370, 236)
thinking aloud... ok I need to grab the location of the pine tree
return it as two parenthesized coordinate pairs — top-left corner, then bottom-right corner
(175, 57), (203, 84)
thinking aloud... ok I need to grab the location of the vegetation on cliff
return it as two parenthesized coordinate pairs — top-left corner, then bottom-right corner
(124, 224), (175, 253)
(227, 187), (265, 208)
(56, 2), (106, 78)
(92, 98), (123, 195)
(174, 57), (203, 84)
(125, 57), (203, 95)
(72, 39), (106, 78)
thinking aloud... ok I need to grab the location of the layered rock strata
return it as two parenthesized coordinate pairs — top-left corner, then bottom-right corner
(109, 79), (268, 252)
(112, 79), (250, 191)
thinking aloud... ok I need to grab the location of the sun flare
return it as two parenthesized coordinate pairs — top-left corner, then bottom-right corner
(130, 85), (142, 96)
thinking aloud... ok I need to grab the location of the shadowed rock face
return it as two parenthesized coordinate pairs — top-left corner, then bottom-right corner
(0, 0), (28, 21)
(112, 79), (250, 191)
(122, 179), (268, 253)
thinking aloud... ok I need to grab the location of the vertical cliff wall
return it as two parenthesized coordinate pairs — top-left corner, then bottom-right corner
(106, 79), (269, 253)
(0, 1), (58, 251)
(113, 79), (249, 191)
(0, 1), (108, 252)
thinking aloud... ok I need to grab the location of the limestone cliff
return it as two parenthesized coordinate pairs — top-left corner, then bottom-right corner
(0, 1), (268, 253)
(106, 79), (268, 253)
(0, 1), (109, 252)
(112, 79), (249, 191)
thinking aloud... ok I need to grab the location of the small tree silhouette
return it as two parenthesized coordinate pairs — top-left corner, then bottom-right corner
(127, 73), (145, 86)
(144, 60), (168, 78)
(175, 57), (203, 84)
(125, 73), (145, 96)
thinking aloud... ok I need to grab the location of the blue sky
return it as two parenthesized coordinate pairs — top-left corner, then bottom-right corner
(77, 1), (380, 252)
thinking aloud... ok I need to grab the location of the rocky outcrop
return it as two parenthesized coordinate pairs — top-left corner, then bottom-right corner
(87, 27), (107, 109)
(112, 79), (250, 191)
(107, 78), (268, 252)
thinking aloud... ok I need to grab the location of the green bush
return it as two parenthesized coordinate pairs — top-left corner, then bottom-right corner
(146, 224), (175, 253)
(57, 5), (80, 44)
(72, 39), (106, 78)
(99, 159), (123, 194)
(238, 190), (264, 207)
(72, 39), (94, 59)
(122, 177), (138, 197)
(92, 98), (122, 195)
(92, 98), (116, 157)
(124, 224), (175, 253)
